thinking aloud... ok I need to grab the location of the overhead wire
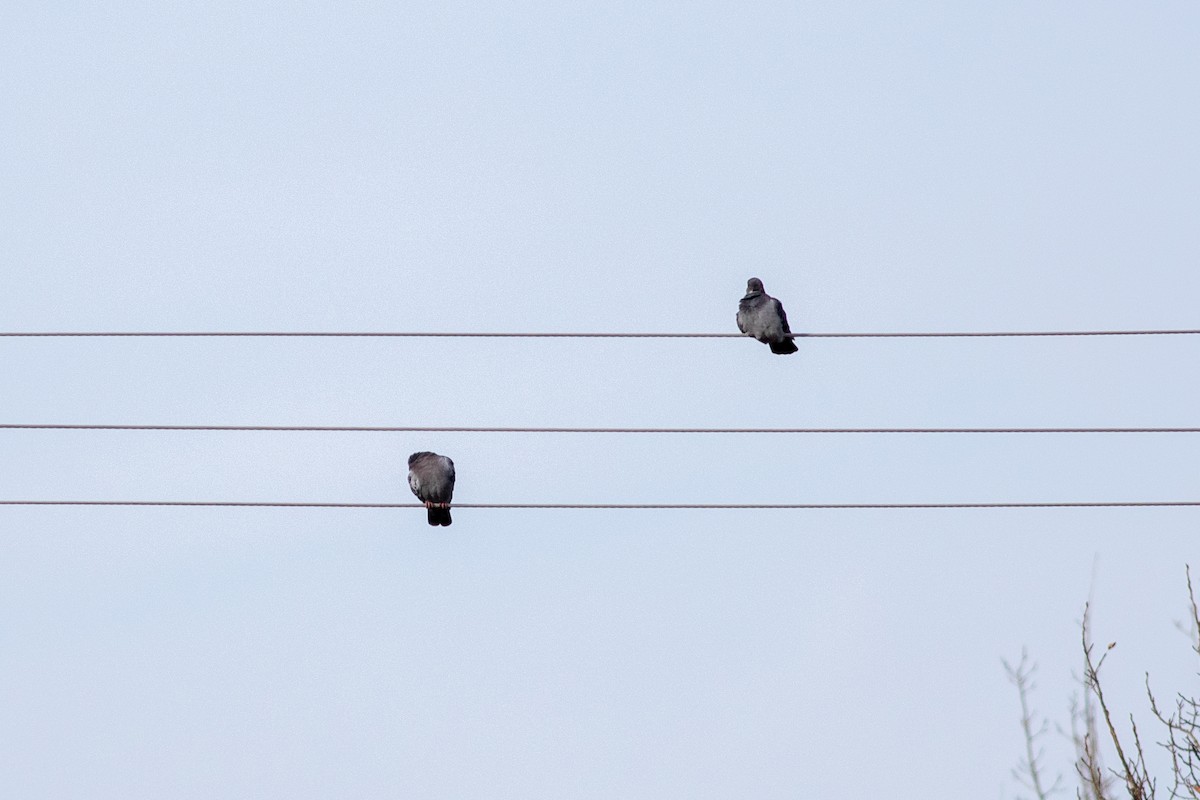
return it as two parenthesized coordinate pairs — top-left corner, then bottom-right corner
(4, 328), (1196, 515)
(1, 329), (1198, 339)
(1, 424), (1199, 434)
(2, 501), (1198, 510)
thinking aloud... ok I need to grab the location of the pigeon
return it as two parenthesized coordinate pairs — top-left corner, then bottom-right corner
(408, 451), (456, 526)
(736, 277), (798, 354)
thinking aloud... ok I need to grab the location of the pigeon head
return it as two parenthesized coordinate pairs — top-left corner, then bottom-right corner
(744, 278), (765, 295)
(408, 451), (433, 467)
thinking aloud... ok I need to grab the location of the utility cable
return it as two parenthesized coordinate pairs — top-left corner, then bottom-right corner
(2, 501), (1198, 510)
(2, 424), (1199, 434)
(2, 329), (1198, 339)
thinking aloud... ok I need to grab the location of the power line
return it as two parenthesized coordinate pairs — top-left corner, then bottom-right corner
(3, 424), (1199, 434)
(1, 329), (1198, 339)
(2, 500), (1198, 510)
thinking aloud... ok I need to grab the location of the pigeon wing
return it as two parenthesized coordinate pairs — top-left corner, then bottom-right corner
(773, 297), (793, 336)
(768, 297), (799, 354)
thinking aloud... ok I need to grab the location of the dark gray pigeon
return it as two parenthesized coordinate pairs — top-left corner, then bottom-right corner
(736, 277), (798, 355)
(408, 451), (455, 526)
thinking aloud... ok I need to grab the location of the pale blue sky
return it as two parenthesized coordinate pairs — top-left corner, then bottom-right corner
(2, 2), (1198, 798)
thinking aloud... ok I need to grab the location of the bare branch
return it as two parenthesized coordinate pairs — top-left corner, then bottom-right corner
(1072, 695), (1113, 800)
(1147, 566), (1200, 799)
(1006, 650), (1065, 799)
(1188, 566), (1199, 660)
(1080, 603), (1154, 800)
(1014, 569), (1199, 800)
(1072, 605), (1113, 800)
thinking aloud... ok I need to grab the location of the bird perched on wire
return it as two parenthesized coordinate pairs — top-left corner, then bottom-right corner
(408, 451), (456, 526)
(736, 277), (798, 354)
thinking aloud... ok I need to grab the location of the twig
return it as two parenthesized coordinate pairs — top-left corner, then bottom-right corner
(1006, 651), (1064, 799)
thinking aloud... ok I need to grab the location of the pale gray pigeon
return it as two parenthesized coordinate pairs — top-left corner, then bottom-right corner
(408, 451), (455, 526)
(736, 277), (798, 355)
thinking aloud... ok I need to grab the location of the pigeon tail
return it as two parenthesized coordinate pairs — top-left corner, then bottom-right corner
(769, 338), (798, 355)
(427, 506), (452, 526)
